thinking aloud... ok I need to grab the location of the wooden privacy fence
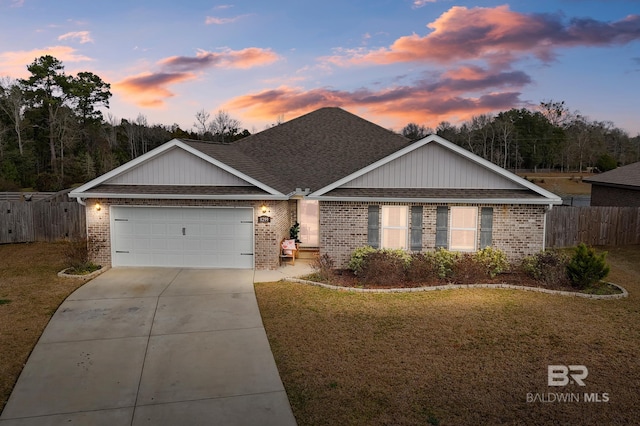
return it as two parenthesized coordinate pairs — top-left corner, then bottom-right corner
(0, 201), (86, 244)
(546, 206), (640, 248)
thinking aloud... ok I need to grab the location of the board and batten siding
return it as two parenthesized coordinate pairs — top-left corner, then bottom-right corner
(342, 142), (521, 189)
(106, 147), (251, 186)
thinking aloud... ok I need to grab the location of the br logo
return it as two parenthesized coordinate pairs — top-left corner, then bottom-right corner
(548, 365), (588, 386)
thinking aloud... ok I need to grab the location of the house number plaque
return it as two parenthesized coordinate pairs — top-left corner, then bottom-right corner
(258, 215), (271, 223)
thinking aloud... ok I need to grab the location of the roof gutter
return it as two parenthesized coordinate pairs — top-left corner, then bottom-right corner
(306, 196), (563, 205)
(68, 192), (290, 201)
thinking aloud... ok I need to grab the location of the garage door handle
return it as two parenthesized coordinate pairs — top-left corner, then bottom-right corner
(182, 227), (186, 236)
(241, 253), (254, 256)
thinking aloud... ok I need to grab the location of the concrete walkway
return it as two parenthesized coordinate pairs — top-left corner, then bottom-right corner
(0, 268), (297, 426)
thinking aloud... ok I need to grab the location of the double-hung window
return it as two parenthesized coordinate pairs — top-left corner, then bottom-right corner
(449, 206), (478, 251)
(381, 206), (408, 249)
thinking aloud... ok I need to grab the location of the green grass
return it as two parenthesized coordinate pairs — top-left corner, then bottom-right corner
(256, 245), (640, 425)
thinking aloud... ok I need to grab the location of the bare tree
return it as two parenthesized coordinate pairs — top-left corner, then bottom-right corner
(0, 77), (26, 155)
(104, 113), (119, 148)
(494, 115), (515, 169)
(194, 109), (210, 138)
(471, 114), (494, 160)
(209, 110), (241, 143)
(136, 114), (149, 154)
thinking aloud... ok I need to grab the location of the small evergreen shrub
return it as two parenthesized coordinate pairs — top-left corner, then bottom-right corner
(566, 243), (610, 290)
(473, 247), (509, 278)
(432, 248), (460, 279)
(348, 246), (378, 275)
(521, 250), (570, 288)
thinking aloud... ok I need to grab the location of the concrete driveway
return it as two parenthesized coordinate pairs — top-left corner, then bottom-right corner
(0, 268), (297, 426)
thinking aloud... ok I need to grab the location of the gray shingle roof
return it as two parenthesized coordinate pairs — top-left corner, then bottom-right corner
(583, 162), (640, 189)
(181, 107), (410, 194)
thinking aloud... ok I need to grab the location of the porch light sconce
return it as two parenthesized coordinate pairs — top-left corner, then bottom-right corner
(95, 202), (102, 212)
(261, 204), (268, 214)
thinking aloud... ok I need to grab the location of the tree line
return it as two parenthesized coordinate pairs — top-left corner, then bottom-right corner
(402, 101), (639, 174)
(1, 56), (638, 192)
(0, 56), (251, 191)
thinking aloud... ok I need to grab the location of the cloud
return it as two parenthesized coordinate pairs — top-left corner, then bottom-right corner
(0, 46), (92, 77)
(114, 72), (197, 108)
(328, 6), (640, 66)
(161, 48), (279, 72)
(412, 0), (437, 8)
(226, 66), (531, 128)
(58, 31), (94, 44)
(118, 47), (280, 107)
(205, 14), (248, 25)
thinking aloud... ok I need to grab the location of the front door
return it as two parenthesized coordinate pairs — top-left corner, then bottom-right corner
(298, 200), (319, 247)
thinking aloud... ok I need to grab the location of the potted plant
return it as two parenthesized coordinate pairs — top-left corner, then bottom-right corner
(289, 222), (301, 243)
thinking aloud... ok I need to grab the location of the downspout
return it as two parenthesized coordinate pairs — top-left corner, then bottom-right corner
(543, 203), (553, 250)
(75, 197), (89, 244)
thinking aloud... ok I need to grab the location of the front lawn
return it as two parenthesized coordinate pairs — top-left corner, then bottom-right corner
(0, 242), (86, 413)
(255, 245), (640, 425)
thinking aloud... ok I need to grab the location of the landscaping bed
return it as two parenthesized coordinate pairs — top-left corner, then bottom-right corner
(303, 245), (622, 296)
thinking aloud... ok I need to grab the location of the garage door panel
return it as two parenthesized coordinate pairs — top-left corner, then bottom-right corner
(111, 206), (254, 268)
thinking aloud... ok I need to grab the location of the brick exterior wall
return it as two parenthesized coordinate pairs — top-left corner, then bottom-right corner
(320, 201), (547, 268)
(590, 184), (640, 207)
(85, 198), (293, 270)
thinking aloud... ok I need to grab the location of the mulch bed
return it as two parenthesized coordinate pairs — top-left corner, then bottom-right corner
(312, 269), (614, 294)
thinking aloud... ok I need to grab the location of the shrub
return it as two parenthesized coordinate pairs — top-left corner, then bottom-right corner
(348, 246), (377, 275)
(311, 253), (335, 282)
(473, 247), (509, 278)
(359, 250), (407, 285)
(566, 243), (610, 290)
(406, 252), (439, 283)
(451, 253), (487, 284)
(521, 250), (570, 288)
(432, 248), (460, 279)
(63, 238), (101, 274)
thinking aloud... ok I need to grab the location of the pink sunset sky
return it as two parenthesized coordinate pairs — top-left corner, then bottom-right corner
(1, 0), (638, 134)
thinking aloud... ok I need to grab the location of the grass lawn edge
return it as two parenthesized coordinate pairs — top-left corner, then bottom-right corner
(282, 277), (628, 299)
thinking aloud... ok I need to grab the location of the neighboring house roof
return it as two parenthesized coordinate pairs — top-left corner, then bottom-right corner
(583, 162), (640, 190)
(70, 107), (561, 205)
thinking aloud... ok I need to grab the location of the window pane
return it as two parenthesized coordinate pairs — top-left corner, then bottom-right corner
(451, 207), (476, 228)
(451, 230), (475, 251)
(383, 229), (407, 249)
(450, 206), (477, 251)
(382, 206), (407, 227)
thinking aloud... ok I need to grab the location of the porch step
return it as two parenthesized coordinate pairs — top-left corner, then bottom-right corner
(297, 248), (319, 260)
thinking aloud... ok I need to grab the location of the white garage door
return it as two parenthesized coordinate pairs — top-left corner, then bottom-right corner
(111, 206), (254, 268)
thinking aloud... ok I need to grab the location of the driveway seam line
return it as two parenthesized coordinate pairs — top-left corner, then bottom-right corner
(129, 268), (182, 425)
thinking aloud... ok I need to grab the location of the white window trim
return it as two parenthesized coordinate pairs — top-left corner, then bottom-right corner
(381, 205), (408, 249)
(449, 206), (478, 252)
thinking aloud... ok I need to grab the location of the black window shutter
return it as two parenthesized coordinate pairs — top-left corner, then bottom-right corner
(435, 206), (448, 248)
(410, 206), (423, 251)
(480, 207), (494, 248)
(367, 205), (380, 249)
